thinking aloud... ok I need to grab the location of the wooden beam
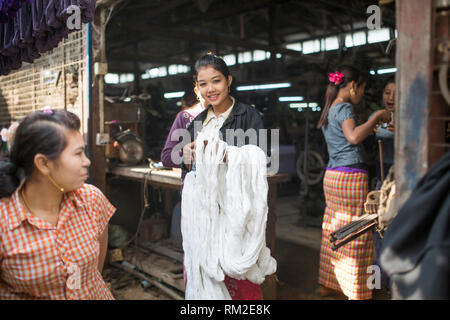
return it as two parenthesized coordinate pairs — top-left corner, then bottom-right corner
(108, 24), (307, 58)
(111, 262), (184, 300)
(395, 0), (434, 210)
(118, 0), (193, 20)
(89, 6), (108, 192)
(107, 53), (190, 65)
(315, 0), (395, 28)
(96, 0), (129, 7)
(172, 0), (286, 28)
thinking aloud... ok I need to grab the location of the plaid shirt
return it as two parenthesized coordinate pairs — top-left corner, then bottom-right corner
(0, 184), (115, 300)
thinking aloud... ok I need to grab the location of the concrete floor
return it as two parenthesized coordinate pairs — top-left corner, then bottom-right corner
(274, 195), (390, 300)
(274, 195), (342, 300)
(104, 193), (390, 300)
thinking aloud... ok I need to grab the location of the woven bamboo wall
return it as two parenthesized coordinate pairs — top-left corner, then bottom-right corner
(0, 29), (88, 133)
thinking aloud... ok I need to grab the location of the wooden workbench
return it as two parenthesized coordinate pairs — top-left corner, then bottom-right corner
(107, 165), (291, 299)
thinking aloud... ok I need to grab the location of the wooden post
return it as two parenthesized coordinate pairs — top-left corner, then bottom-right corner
(62, 39), (66, 110)
(268, 5), (278, 74)
(395, 0), (435, 210)
(429, 3), (450, 166)
(32, 64), (36, 112)
(262, 174), (291, 300)
(90, 5), (107, 192)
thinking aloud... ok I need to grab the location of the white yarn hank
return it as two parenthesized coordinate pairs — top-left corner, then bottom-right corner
(182, 131), (277, 300)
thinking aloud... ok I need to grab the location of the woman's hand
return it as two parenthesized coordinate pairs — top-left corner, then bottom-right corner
(183, 141), (196, 170)
(202, 140), (227, 163)
(387, 123), (395, 132)
(375, 109), (391, 124)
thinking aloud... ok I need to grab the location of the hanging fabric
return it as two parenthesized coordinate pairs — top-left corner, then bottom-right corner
(181, 131), (277, 300)
(0, 0), (33, 24)
(0, 0), (96, 76)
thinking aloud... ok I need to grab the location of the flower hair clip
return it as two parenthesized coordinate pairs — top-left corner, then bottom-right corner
(1, 128), (8, 143)
(1, 122), (19, 145)
(328, 71), (344, 85)
(42, 106), (53, 115)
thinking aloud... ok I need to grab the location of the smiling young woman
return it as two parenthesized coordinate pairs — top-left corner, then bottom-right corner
(182, 53), (268, 170)
(196, 63), (233, 115)
(180, 53), (269, 300)
(0, 109), (115, 300)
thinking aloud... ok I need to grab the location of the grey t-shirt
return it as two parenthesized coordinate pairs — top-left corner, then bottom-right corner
(321, 102), (364, 168)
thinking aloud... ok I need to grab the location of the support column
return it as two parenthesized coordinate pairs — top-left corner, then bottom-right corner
(395, 0), (435, 209)
(90, 5), (107, 192)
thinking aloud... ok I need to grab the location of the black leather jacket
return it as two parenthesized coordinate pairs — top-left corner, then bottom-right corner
(181, 99), (269, 174)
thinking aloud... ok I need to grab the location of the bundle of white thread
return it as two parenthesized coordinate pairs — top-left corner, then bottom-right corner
(182, 131), (277, 300)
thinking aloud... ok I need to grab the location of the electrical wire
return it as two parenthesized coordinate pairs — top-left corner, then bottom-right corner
(133, 170), (153, 271)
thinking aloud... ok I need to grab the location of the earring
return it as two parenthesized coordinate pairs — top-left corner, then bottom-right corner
(47, 173), (65, 192)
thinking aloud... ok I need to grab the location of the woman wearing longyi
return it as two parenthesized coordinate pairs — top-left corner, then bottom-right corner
(316, 66), (391, 300)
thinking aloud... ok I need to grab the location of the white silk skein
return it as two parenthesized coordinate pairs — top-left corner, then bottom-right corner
(182, 131), (277, 300)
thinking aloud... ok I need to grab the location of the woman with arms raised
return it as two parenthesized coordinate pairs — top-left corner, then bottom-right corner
(317, 66), (390, 300)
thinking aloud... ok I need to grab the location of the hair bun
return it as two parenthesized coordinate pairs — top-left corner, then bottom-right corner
(0, 160), (17, 175)
(0, 160), (23, 198)
(15, 165), (26, 181)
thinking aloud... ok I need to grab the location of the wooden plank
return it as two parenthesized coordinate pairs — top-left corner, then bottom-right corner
(111, 262), (184, 300)
(124, 249), (185, 292)
(137, 240), (184, 263)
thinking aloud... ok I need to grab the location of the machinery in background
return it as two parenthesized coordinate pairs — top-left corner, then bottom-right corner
(104, 100), (146, 166)
(112, 128), (145, 166)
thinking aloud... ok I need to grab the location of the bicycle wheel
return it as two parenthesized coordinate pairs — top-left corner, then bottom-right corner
(296, 150), (325, 185)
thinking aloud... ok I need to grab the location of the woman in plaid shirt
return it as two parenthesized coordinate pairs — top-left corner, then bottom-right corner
(0, 109), (115, 299)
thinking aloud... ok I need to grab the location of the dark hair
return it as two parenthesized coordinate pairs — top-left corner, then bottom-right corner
(382, 75), (395, 91)
(0, 109), (81, 198)
(182, 90), (198, 108)
(194, 53), (231, 81)
(317, 65), (368, 128)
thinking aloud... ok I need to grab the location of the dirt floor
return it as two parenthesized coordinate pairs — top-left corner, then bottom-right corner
(103, 195), (391, 300)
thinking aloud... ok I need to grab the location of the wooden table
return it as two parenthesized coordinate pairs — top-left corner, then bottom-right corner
(107, 165), (291, 299)
(107, 166), (182, 217)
